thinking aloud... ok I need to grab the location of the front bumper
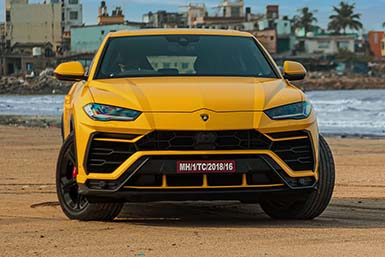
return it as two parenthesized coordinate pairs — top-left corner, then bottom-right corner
(75, 127), (318, 201)
(79, 153), (317, 202)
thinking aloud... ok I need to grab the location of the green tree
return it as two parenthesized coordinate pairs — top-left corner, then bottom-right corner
(293, 7), (318, 37)
(328, 1), (363, 34)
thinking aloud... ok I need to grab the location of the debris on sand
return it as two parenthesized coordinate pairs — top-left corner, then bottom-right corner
(294, 75), (385, 91)
(0, 115), (61, 128)
(0, 75), (72, 95)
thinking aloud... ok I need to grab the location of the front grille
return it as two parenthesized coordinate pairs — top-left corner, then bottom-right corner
(136, 130), (271, 150)
(85, 130), (315, 173)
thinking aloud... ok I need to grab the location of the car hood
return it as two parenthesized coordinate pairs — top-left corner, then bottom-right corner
(87, 77), (303, 112)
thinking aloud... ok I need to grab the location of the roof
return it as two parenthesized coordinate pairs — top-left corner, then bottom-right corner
(305, 35), (356, 41)
(108, 29), (253, 38)
(12, 42), (53, 48)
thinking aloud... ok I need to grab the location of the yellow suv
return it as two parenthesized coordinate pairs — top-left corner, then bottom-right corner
(55, 29), (335, 221)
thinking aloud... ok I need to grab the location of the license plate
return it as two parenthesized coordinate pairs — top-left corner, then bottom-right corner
(176, 160), (236, 173)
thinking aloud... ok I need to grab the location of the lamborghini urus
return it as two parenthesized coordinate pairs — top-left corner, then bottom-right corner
(54, 29), (335, 221)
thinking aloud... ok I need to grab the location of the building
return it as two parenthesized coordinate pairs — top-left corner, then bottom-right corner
(258, 5), (286, 33)
(368, 31), (385, 59)
(258, 17), (291, 36)
(71, 4), (144, 53)
(251, 29), (277, 54)
(98, 1), (124, 25)
(382, 37), (385, 57)
(304, 35), (356, 55)
(143, 11), (187, 28)
(45, 0), (83, 52)
(4, 0), (27, 45)
(2, 0), (83, 75)
(214, 0), (244, 18)
(47, 0), (83, 32)
(256, 6), (294, 54)
(266, 5), (279, 19)
(0, 23), (5, 76)
(185, 3), (207, 28)
(71, 4), (145, 53)
(5, 0), (83, 53)
(5, 0), (62, 50)
(71, 23), (144, 52)
(194, 16), (246, 30)
(1, 42), (56, 75)
(0, 23), (5, 51)
(188, 0), (255, 30)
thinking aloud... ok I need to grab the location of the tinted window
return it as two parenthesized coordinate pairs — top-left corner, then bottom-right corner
(95, 35), (278, 79)
(69, 11), (78, 20)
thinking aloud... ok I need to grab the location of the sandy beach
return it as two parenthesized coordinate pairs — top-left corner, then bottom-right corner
(1, 126), (385, 257)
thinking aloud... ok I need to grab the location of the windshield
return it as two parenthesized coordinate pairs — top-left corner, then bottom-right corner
(95, 35), (278, 79)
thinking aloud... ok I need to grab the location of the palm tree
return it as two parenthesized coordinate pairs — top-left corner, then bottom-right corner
(328, 1), (363, 34)
(383, 22), (385, 28)
(292, 7), (318, 37)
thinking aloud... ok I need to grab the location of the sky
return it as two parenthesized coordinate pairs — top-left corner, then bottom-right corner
(1, 0), (384, 31)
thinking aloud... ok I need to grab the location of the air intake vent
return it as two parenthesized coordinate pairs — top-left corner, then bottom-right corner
(272, 137), (314, 171)
(86, 137), (136, 173)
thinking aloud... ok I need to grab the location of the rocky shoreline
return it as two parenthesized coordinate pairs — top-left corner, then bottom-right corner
(0, 75), (72, 95)
(0, 115), (61, 128)
(1, 75), (385, 94)
(294, 76), (385, 91)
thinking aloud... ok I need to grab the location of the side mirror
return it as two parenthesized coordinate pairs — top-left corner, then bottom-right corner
(283, 61), (306, 81)
(54, 61), (85, 81)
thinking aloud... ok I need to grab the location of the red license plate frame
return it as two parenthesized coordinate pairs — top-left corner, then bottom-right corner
(176, 160), (236, 174)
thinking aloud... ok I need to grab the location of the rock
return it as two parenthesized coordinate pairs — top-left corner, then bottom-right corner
(295, 75), (385, 91)
(0, 75), (72, 94)
(0, 115), (61, 128)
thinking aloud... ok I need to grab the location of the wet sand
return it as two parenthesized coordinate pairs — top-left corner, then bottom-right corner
(1, 126), (385, 257)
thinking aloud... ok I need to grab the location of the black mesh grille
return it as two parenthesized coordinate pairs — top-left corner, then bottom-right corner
(136, 130), (271, 150)
(86, 139), (136, 173)
(272, 138), (314, 171)
(85, 130), (315, 173)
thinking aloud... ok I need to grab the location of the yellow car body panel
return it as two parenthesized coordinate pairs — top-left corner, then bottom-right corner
(59, 29), (319, 190)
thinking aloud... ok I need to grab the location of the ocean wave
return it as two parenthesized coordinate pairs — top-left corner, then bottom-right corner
(0, 95), (64, 116)
(318, 120), (385, 128)
(2, 90), (385, 136)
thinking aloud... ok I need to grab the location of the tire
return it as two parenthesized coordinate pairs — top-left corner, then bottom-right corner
(56, 133), (123, 221)
(260, 135), (335, 220)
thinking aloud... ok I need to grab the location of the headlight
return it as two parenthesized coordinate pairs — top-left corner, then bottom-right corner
(83, 103), (141, 121)
(264, 102), (311, 120)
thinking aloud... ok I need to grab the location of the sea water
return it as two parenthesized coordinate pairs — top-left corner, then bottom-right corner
(1, 89), (385, 136)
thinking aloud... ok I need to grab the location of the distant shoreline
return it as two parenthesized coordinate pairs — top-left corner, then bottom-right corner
(0, 115), (61, 128)
(294, 76), (385, 91)
(1, 76), (385, 95)
(0, 114), (383, 139)
(0, 76), (72, 95)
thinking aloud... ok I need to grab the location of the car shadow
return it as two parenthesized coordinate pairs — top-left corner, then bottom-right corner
(115, 197), (385, 229)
